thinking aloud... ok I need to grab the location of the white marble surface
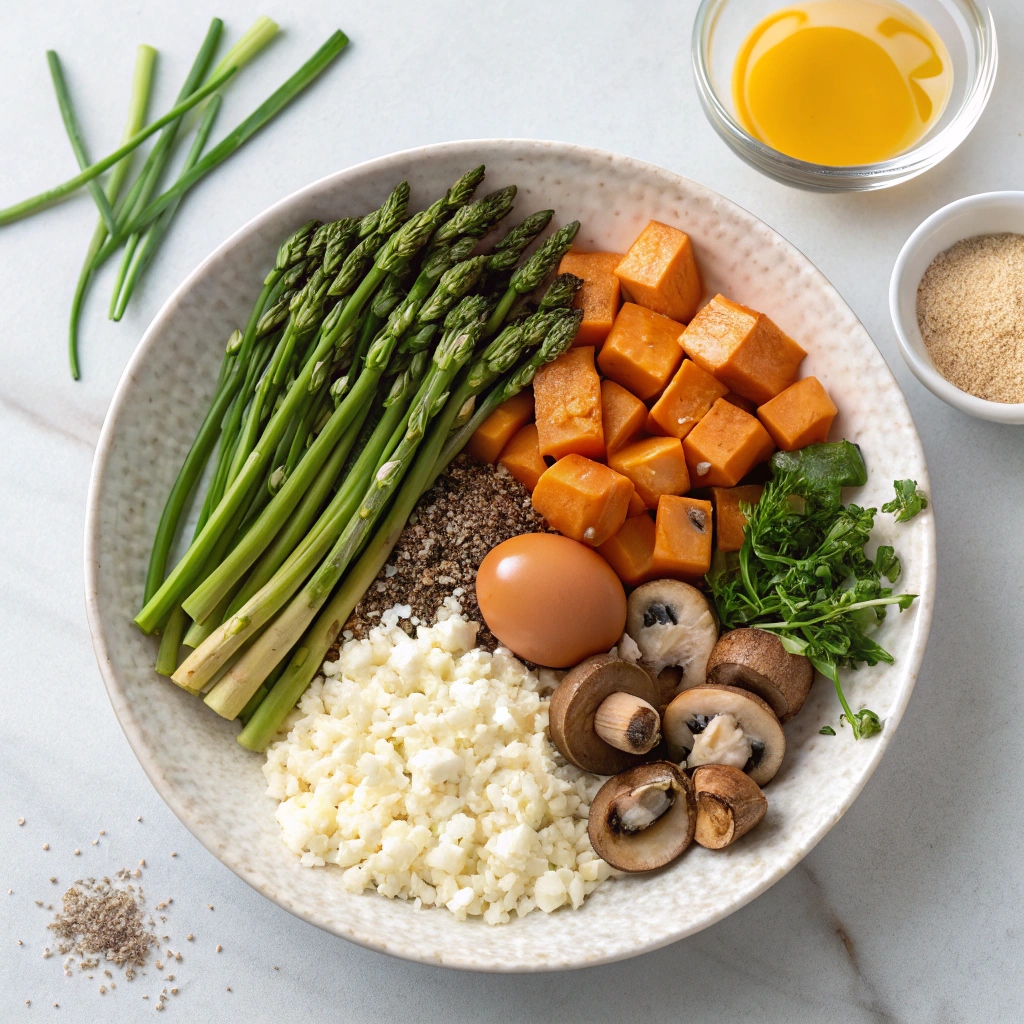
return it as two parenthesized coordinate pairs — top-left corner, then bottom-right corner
(0, 0), (1021, 1018)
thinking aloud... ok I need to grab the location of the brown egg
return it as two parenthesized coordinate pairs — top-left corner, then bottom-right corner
(476, 534), (627, 667)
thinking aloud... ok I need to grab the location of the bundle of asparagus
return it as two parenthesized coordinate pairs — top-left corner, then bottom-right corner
(136, 166), (584, 752)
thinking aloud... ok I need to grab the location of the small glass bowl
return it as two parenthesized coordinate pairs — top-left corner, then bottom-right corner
(691, 0), (998, 191)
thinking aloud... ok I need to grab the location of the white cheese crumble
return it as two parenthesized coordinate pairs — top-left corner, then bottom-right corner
(263, 598), (611, 925)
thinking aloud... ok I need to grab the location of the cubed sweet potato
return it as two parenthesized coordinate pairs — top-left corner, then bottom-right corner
(614, 221), (703, 324)
(609, 436), (690, 509)
(601, 379), (648, 454)
(722, 391), (757, 414)
(533, 346), (604, 460)
(683, 398), (775, 488)
(498, 423), (548, 492)
(597, 303), (684, 401)
(558, 251), (623, 347)
(711, 484), (764, 552)
(647, 358), (729, 439)
(756, 376), (838, 451)
(653, 495), (713, 578)
(627, 490), (647, 517)
(680, 295), (806, 405)
(532, 455), (634, 547)
(598, 512), (657, 587)
(466, 390), (534, 464)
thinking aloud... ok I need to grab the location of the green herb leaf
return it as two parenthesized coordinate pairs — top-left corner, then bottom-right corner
(819, 726), (836, 736)
(708, 439), (915, 740)
(882, 479), (929, 522)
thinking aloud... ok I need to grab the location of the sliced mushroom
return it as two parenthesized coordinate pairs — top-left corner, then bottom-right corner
(625, 580), (718, 693)
(692, 764), (767, 849)
(662, 684), (786, 786)
(706, 628), (813, 722)
(549, 655), (661, 774)
(588, 761), (696, 872)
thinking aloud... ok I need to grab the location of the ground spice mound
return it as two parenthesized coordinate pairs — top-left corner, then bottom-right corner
(48, 875), (157, 980)
(345, 455), (554, 647)
(916, 232), (1024, 403)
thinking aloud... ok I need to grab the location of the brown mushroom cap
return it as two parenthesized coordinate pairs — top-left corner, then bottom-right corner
(692, 764), (768, 849)
(549, 655), (660, 774)
(662, 684), (786, 786)
(588, 761), (696, 872)
(706, 628), (814, 722)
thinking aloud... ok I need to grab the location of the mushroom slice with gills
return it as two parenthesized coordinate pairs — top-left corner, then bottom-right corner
(662, 684), (786, 786)
(588, 761), (697, 872)
(692, 764), (767, 849)
(549, 655), (661, 775)
(706, 628), (814, 722)
(625, 580), (719, 693)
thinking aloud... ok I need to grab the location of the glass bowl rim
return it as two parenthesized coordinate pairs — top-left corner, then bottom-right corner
(691, 0), (999, 185)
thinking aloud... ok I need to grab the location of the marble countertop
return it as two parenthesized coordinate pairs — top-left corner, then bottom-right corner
(1, 1), (1022, 1020)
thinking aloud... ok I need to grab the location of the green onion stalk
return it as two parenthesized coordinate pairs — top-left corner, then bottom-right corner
(67, 44), (157, 378)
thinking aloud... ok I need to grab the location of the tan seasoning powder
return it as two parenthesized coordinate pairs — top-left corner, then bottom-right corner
(916, 232), (1024, 403)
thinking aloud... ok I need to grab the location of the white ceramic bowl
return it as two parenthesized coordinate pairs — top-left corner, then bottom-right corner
(890, 191), (1024, 423)
(85, 140), (935, 971)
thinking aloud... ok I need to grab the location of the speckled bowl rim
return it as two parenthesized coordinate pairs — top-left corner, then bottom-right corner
(84, 139), (935, 971)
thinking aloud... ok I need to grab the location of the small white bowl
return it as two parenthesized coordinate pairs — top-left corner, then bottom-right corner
(890, 191), (1024, 423)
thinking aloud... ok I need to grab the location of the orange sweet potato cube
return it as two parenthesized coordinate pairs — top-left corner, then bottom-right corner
(498, 423), (548, 492)
(722, 391), (757, 414)
(532, 455), (634, 547)
(598, 512), (657, 587)
(683, 398), (775, 488)
(711, 484), (764, 553)
(597, 303), (684, 401)
(756, 376), (838, 451)
(466, 390), (534, 464)
(647, 358), (729, 440)
(609, 436), (690, 510)
(601, 379), (648, 454)
(653, 495), (713, 578)
(614, 221), (703, 324)
(558, 251), (623, 347)
(680, 295), (806, 405)
(533, 347), (605, 460)
(627, 490), (647, 517)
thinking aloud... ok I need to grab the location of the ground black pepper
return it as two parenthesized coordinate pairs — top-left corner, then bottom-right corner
(345, 455), (554, 648)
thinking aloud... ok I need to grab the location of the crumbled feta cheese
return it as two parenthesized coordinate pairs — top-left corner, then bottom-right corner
(264, 601), (609, 924)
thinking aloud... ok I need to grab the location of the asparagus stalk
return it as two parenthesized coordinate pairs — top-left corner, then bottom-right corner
(141, 171), (485, 634)
(45, 51), (118, 234)
(134, 184), (412, 633)
(174, 295), (482, 694)
(0, 65), (237, 227)
(68, 44), (157, 379)
(483, 220), (580, 335)
(204, 297), (489, 718)
(236, 309), (580, 750)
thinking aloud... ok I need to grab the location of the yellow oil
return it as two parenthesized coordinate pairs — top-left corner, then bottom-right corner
(732, 0), (952, 166)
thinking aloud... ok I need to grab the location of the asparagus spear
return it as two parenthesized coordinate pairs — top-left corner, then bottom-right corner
(203, 296), (489, 717)
(236, 309), (581, 750)
(134, 179), (422, 634)
(68, 44), (156, 379)
(180, 238), (484, 627)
